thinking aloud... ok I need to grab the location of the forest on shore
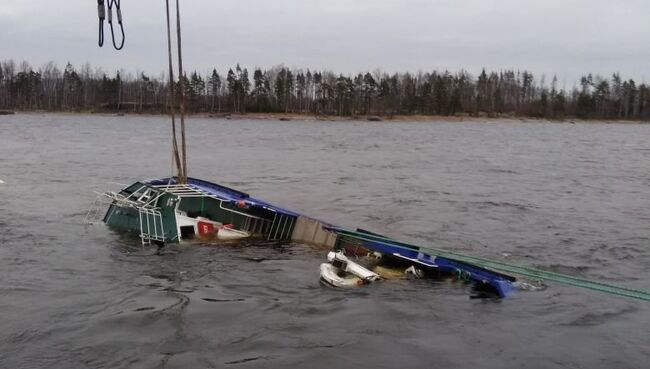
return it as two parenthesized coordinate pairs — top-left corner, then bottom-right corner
(1, 59), (648, 121)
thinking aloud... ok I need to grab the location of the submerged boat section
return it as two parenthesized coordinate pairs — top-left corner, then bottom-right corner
(91, 177), (336, 247)
(326, 227), (516, 298)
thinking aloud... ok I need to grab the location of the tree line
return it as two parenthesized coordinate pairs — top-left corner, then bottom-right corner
(1, 59), (648, 121)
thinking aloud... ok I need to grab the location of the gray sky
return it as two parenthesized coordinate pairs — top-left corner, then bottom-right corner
(1, 0), (648, 83)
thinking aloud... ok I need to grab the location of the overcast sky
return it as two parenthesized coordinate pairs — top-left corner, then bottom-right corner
(1, 0), (648, 84)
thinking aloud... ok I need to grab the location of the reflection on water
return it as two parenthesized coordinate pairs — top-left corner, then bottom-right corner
(0, 113), (648, 369)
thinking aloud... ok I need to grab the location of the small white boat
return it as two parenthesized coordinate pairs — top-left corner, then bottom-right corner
(320, 263), (366, 287)
(216, 227), (251, 241)
(320, 251), (380, 288)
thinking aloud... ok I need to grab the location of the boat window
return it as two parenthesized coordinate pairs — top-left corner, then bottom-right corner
(180, 226), (195, 239)
(138, 189), (157, 203)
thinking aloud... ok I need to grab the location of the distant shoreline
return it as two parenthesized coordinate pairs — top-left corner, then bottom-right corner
(208, 112), (649, 125)
(7, 110), (649, 125)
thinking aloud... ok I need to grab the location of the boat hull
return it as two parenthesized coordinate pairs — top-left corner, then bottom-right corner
(100, 177), (300, 244)
(94, 176), (517, 298)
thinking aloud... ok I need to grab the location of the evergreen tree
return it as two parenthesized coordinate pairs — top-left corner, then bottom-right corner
(251, 68), (268, 111)
(207, 69), (222, 112)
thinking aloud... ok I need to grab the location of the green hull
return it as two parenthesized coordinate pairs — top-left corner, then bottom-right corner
(103, 194), (179, 243)
(101, 178), (299, 244)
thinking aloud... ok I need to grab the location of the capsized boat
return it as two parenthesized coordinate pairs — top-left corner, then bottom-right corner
(88, 176), (518, 298)
(87, 176), (337, 246)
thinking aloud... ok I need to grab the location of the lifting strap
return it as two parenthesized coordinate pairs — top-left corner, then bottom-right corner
(97, 0), (125, 50)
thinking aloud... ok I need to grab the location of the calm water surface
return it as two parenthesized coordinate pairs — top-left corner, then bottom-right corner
(0, 113), (649, 368)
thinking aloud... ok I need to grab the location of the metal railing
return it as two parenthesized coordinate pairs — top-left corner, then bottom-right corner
(138, 207), (165, 246)
(85, 186), (168, 246)
(267, 213), (296, 241)
(152, 183), (273, 236)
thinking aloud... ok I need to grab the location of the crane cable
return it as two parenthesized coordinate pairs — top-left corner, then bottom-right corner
(97, 0), (125, 50)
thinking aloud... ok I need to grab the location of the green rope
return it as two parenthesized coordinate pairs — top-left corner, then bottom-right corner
(334, 228), (650, 302)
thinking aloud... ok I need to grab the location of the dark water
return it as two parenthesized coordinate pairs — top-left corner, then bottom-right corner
(1, 113), (649, 369)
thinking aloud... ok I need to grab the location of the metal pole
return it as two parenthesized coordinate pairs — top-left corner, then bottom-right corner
(165, 0), (183, 180)
(175, 0), (188, 184)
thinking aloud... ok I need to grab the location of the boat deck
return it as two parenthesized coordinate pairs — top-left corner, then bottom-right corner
(146, 177), (300, 217)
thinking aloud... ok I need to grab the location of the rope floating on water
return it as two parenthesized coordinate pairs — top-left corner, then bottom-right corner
(333, 228), (650, 302)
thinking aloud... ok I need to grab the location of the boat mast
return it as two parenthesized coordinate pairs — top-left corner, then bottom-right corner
(175, 0), (188, 184)
(165, 0), (183, 182)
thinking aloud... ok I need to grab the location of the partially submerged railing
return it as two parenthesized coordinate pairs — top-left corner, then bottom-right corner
(138, 207), (165, 246)
(86, 185), (168, 246)
(267, 212), (296, 241)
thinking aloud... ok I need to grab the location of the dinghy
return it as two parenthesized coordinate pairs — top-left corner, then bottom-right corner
(319, 251), (380, 288)
(217, 226), (251, 241)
